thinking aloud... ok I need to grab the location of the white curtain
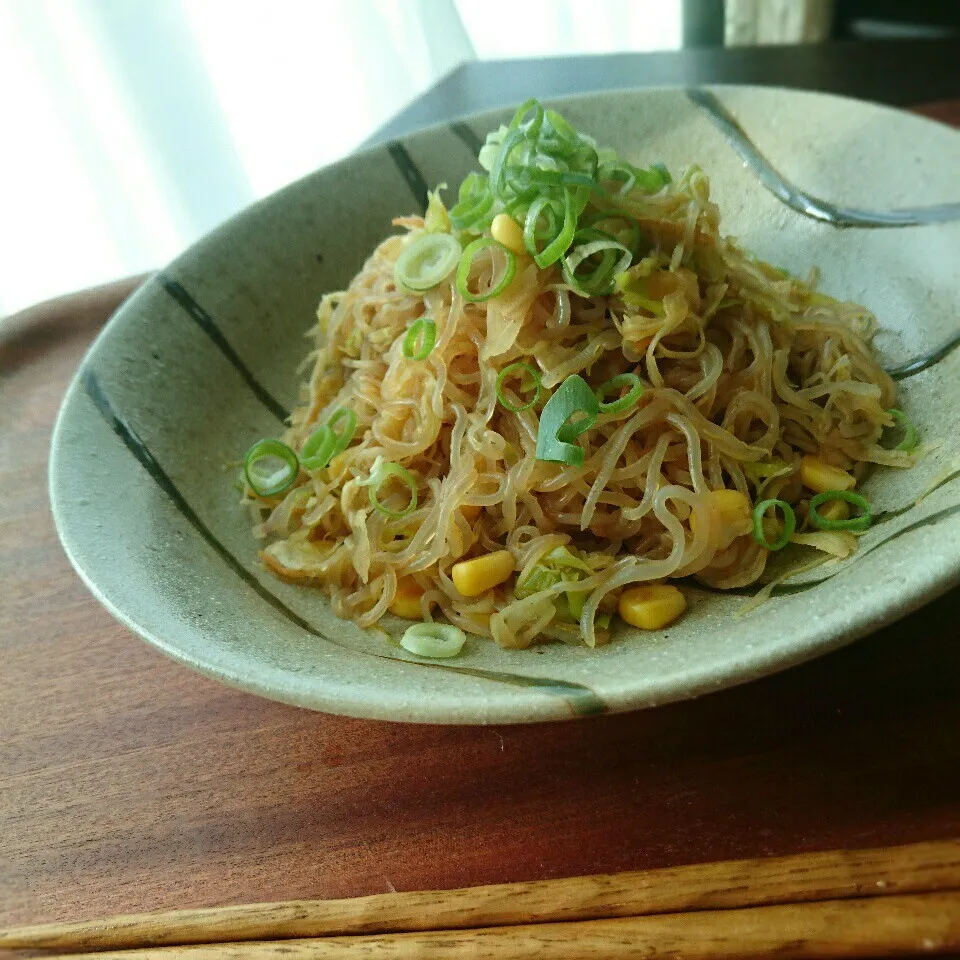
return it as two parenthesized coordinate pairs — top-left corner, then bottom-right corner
(0, 0), (681, 316)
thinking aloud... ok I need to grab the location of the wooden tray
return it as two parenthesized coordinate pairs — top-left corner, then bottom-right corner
(2, 104), (959, 936)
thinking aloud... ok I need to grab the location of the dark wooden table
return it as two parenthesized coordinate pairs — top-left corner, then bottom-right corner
(2, 61), (960, 939)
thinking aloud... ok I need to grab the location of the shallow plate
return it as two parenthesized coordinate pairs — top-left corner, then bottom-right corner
(50, 86), (960, 724)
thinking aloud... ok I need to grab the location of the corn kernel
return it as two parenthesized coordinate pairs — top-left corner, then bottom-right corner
(800, 455), (855, 494)
(490, 213), (526, 256)
(459, 503), (483, 522)
(619, 584), (688, 631)
(452, 550), (515, 598)
(691, 489), (753, 539)
(389, 576), (425, 619)
(816, 498), (850, 523)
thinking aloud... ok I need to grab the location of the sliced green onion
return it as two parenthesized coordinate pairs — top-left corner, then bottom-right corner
(544, 107), (577, 142)
(809, 491), (872, 532)
(535, 374), (599, 467)
(522, 194), (560, 262)
(752, 498), (796, 551)
(449, 173), (494, 231)
(400, 622), (466, 658)
(363, 459), (418, 519)
(887, 408), (918, 452)
(598, 161), (637, 195)
(595, 372), (643, 415)
(530, 188), (578, 268)
(508, 98), (545, 138)
(300, 426), (337, 471)
(456, 237), (516, 303)
(489, 128), (525, 201)
(394, 232), (461, 292)
(243, 439), (299, 497)
(582, 209), (642, 256)
(327, 407), (357, 455)
(633, 165), (669, 191)
(651, 162), (672, 184)
(402, 317), (437, 360)
(496, 362), (542, 412)
(562, 233), (632, 296)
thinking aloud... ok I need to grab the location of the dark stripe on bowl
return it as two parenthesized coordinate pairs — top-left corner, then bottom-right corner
(687, 88), (960, 229)
(387, 142), (429, 214)
(450, 121), (484, 158)
(157, 274), (289, 422)
(80, 368), (606, 718)
(886, 329), (960, 380)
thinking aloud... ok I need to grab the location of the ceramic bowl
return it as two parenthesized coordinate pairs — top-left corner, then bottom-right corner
(50, 86), (960, 723)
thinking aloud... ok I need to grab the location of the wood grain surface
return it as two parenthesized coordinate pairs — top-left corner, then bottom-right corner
(3, 103), (960, 940)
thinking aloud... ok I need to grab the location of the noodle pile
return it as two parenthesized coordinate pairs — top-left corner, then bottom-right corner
(245, 105), (911, 650)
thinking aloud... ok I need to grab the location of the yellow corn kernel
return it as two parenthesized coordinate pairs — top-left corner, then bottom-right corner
(619, 584), (688, 631)
(691, 489), (752, 538)
(459, 503), (483, 522)
(452, 550), (515, 598)
(816, 498), (850, 524)
(800, 455), (855, 494)
(490, 213), (526, 256)
(714, 490), (753, 538)
(389, 576), (425, 619)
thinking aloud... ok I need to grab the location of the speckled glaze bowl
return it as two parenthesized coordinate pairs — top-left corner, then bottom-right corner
(50, 87), (960, 724)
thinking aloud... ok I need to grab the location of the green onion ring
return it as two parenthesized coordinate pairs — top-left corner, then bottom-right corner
(243, 439), (299, 497)
(300, 426), (337, 472)
(752, 498), (796, 551)
(809, 490), (872, 532)
(400, 622), (466, 658)
(595, 372), (644, 415)
(508, 98), (544, 139)
(563, 236), (633, 297)
(522, 195), (560, 261)
(366, 461), (418, 519)
(582, 209), (642, 256)
(496, 362), (542, 412)
(651, 162), (672, 184)
(489, 128), (525, 201)
(887, 408), (918, 452)
(327, 407), (357, 455)
(531, 188), (578, 268)
(456, 237), (517, 303)
(393, 232), (461, 292)
(450, 173), (494, 231)
(402, 317), (437, 360)
(598, 161), (637, 195)
(535, 374), (600, 467)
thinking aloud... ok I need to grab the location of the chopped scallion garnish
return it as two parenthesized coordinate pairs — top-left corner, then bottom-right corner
(400, 622), (466, 658)
(327, 407), (357, 455)
(300, 426), (337, 472)
(887, 408), (918, 452)
(361, 458), (418, 519)
(456, 237), (516, 302)
(809, 490), (872, 532)
(243, 439), (299, 498)
(562, 231), (633, 297)
(535, 374), (599, 467)
(496, 362), (542, 412)
(394, 232), (461, 293)
(752, 498), (796, 551)
(402, 317), (437, 360)
(595, 372), (644, 416)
